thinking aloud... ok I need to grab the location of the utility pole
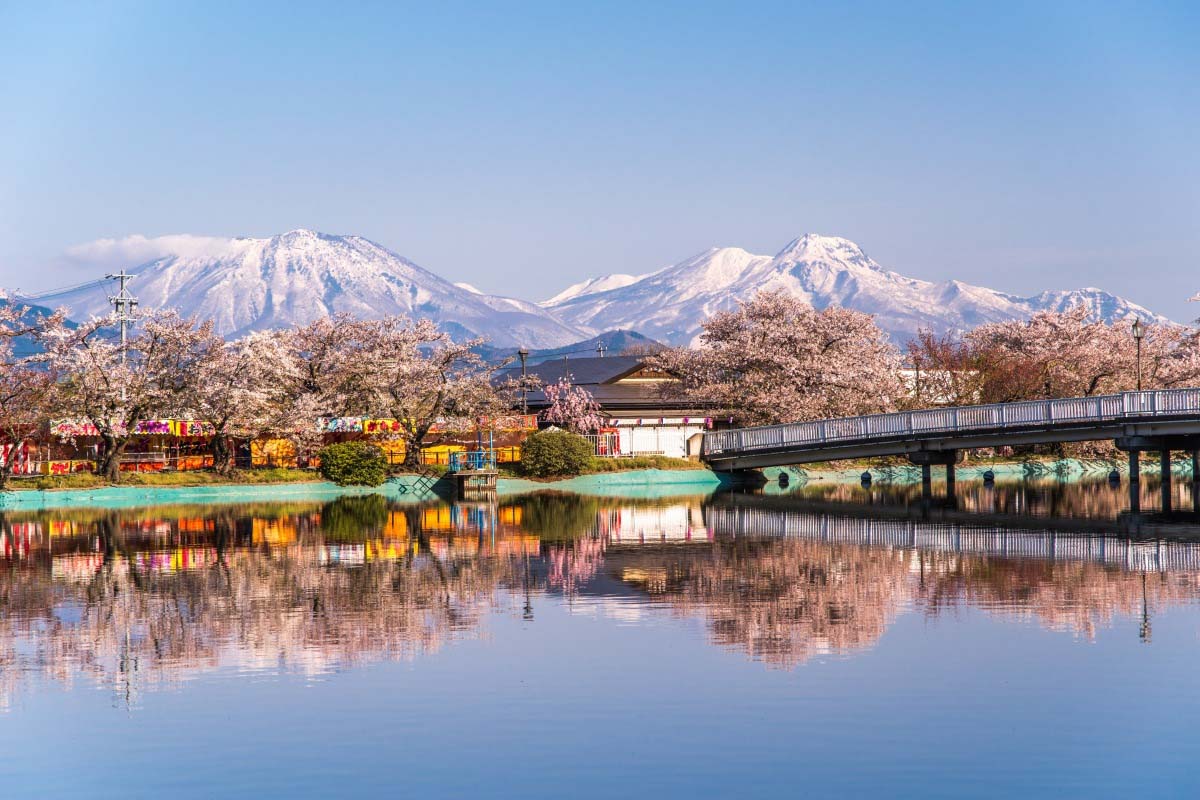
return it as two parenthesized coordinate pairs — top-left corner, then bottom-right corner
(106, 270), (139, 362)
(107, 271), (139, 401)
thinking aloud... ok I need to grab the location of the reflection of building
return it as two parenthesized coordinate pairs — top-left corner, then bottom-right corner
(597, 504), (710, 544)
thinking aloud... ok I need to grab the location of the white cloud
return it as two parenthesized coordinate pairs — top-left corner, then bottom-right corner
(63, 233), (240, 268)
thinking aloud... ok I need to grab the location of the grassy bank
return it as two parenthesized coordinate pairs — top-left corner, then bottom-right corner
(498, 455), (703, 479)
(9, 467), (320, 492)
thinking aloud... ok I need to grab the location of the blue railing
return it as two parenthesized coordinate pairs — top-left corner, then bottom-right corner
(448, 450), (498, 472)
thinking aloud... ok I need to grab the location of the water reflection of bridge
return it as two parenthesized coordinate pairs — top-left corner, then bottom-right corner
(705, 498), (1200, 572)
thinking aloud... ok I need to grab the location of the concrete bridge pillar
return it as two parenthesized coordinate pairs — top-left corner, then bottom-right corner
(1128, 449), (1140, 513)
(1117, 436), (1200, 515)
(1161, 448), (1173, 513)
(908, 451), (957, 499)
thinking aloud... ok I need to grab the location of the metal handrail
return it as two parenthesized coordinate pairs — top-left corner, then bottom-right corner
(448, 450), (498, 472)
(702, 388), (1200, 456)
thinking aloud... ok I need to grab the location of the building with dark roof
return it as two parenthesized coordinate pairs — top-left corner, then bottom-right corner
(495, 356), (712, 458)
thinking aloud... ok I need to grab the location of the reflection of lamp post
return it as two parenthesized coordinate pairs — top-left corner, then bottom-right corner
(518, 348), (529, 415)
(596, 341), (608, 358)
(1140, 572), (1152, 643)
(523, 552), (534, 621)
(1132, 319), (1145, 391)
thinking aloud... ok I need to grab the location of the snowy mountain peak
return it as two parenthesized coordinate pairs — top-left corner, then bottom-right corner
(773, 233), (873, 266)
(539, 272), (646, 306)
(32, 231), (589, 348)
(544, 234), (1173, 345)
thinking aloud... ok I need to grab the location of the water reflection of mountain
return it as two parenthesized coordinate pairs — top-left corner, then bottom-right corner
(3, 492), (1200, 704)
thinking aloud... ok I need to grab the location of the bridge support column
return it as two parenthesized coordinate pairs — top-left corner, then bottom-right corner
(1129, 449), (1140, 513)
(1161, 449), (1172, 513)
(908, 451), (956, 499)
(1117, 436), (1200, 515)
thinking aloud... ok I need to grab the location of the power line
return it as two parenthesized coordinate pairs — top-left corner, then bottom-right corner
(14, 277), (112, 301)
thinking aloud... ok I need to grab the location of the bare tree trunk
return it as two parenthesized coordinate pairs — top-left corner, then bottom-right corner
(98, 435), (126, 483)
(402, 431), (426, 470)
(211, 433), (234, 475)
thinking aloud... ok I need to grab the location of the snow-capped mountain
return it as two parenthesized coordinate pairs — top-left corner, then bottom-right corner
(540, 273), (646, 307)
(543, 234), (1171, 345)
(32, 230), (589, 347)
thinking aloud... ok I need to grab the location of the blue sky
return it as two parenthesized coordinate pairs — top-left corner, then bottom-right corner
(1, 1), (1197, 318)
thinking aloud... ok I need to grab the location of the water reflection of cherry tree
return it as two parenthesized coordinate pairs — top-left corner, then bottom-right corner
(0, 506), (525, 709)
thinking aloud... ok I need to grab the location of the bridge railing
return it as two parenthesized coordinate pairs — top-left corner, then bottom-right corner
(706, 505), (1200, 571)
(703, 388), (1200, 457)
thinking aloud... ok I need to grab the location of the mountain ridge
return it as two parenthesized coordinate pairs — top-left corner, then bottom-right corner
(28, 229), (589, 348)
(543, 233), (1170, 345)
(27, 229), (1174, 349)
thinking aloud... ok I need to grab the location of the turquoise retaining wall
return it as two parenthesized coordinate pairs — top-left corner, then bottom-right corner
(760, 457), (1197, 490)
(497, 468), (741, 498)
(0, 469), (743, 512)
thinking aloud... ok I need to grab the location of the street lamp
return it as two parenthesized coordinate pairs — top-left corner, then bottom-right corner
(518, 347), (529, 415)
(1131, 319), (1145, 391)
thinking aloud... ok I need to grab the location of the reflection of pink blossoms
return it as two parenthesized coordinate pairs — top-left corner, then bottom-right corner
(546, 537), (606, 595)
(541, 377), (605, 434)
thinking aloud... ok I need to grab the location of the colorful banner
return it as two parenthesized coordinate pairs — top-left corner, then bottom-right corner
(172, 420), (216, 437)
(321, 417), (364, 433)
(50, 419), (102, 438)
(134, 420), (173, 435)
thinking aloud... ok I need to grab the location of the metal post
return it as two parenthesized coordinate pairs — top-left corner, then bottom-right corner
(945, 463), (955, 498)
(518, 348), (529, 415)
(1136, 338), (1142, 391)
(1161, 448), (1172, 513)
(921, 464), (932, 499)
(1131, 319), (1145, 392)
(1129, 450), (1140, 514)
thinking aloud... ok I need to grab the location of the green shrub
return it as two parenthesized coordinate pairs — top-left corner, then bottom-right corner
(317, 442), (388, 486)
(521, 430), (594, 477)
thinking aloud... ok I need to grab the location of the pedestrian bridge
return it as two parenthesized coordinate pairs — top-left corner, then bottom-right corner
(702, 388), (1200, 471)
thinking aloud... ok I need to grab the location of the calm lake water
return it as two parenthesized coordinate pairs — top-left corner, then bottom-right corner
(3, 477), (1200, 798)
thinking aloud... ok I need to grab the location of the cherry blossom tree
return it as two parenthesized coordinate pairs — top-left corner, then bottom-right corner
(188, 329), (301, 474)
(44, 310), (212, 481)
(336, 316), (503, 468)
(0, 304), (66, 488)
(269, 314), (369, 459)
(651, 290), (902, 425)
(959, 308), (1200, 402)
(905, 308), (1200, 409)
(541, 377), (605, 433)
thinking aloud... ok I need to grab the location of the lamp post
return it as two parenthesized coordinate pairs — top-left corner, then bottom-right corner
(1131, 319), (1145, 391)
(518, 347), (529, 415)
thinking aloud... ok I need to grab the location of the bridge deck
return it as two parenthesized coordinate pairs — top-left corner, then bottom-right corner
(702, 389), (1200, 469)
